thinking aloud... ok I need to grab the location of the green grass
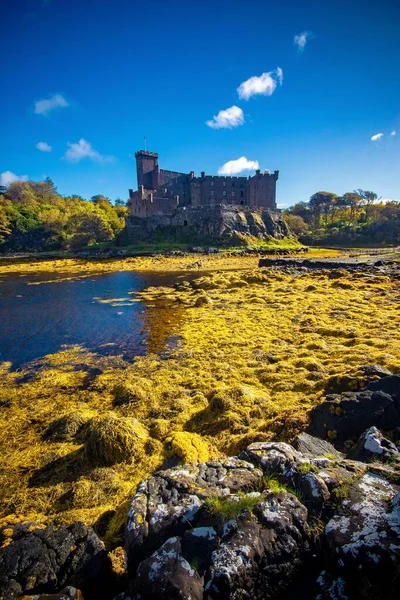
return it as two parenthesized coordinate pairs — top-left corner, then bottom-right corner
(205, 493), (261, 521)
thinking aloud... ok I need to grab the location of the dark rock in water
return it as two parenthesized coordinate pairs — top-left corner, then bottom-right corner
(0, 522), (110, 599)
(347, 426), (400, 463)
(293, 432), (342, 458)
(309, 375), (400, 442)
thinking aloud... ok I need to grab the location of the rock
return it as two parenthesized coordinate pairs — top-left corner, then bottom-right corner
(194, 295), (213, 307)
(292, 432), (342, 458)
(360, 364), (392, 379)
(240, 441), (302, 473)
(347, 426), (400, 463)
(325, 473), (400, 597)
(0, 522), (110, 599)
(315, 571), (349, 600)
(44, 411), (89, 442)
(133, 536), (204, 600)
(126, 458), (263, 577)
(309, 375), (400, 442)
(21, 587), (83, 600)
(206, 492), (310, 599)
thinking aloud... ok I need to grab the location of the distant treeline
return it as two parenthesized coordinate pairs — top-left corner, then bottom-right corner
(284, 190), (400, 246)
(0, 179), (129, 252)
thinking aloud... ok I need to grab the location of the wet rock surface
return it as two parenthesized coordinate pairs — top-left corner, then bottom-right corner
(0, 522), (110, 599)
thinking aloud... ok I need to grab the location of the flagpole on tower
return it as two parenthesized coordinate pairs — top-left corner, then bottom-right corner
(144, 135), (147, 151)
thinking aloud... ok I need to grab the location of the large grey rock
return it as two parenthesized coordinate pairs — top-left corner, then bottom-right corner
(126, 458), (263, 577)
(0, 522), (110, 599)
(347, 426), (400, 463)
(293, 433), (342, 458)
(325, 473), (400, 597)
(133, 536), (204, 600)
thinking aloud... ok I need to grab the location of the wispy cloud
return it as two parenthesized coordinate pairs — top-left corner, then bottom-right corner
(34, 94), (69, 115)
(206, 105), (244, 129)
(63, 138), (115, 163)
(294, 31), (311, 52)
(371, 132), (384, 141)
(218, 157), (259, 176)
(36, 141), (52, 152)
(237, 68), (283, 100)
(390, 130), (396, 136)
(0, 171), (28, 186)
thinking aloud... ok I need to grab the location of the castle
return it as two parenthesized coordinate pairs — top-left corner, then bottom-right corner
(129, 150), (279, 218)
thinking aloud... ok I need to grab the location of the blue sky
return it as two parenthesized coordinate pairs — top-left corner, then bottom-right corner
(1, 0), (399, 207)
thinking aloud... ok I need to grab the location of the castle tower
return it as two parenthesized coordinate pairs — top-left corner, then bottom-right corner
(135, 150), (159, 190)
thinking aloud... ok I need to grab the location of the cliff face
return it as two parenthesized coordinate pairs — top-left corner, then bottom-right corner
(119, 205), (292, 246)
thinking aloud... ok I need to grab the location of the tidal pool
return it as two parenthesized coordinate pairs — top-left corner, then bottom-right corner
(0, 270), (187, 368)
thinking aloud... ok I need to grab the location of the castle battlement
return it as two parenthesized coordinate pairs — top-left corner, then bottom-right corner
(129, 150), (279, 218)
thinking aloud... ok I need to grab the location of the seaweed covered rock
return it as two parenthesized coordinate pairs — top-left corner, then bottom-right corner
(45, 411), (90, 442)
(347, 426), (400, 463)
(309, 374), (400, 443)
(0, 522), (110, 599)
(84, 414), (147, 466)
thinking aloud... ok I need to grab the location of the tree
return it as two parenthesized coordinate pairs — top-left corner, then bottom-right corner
(283, 213), (309, 235)
(309, 192), (337, 229)
(354, 189), (379, 220)
(341, 192), (362, 220)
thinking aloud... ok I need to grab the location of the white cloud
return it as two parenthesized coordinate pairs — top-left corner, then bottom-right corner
(34, 94), (69, 115)
(237, 68), (283, 100)
(390, 130), (396, 136)
(206, 105), (244, 129)
(63, 138), (114, 163)
(294, 31), (310, 51)
(371, 132), (384, 141)
(0, 171), (28, 186)
(218, 156), (259, 176)
(36, 141), (52, 152)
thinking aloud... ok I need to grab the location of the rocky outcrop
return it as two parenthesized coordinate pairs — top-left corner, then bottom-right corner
(347, 426), (400, 463)
(309, 374), (400, 443)
(124, 437), (400, 599)
(119, 206), (292, 247)
(0, 522), (110, 599)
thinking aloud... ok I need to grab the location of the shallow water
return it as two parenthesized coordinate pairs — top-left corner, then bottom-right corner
(0, 270), (187, 368)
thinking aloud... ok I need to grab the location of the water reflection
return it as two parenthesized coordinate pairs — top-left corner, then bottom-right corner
(0, 270), (189, 368)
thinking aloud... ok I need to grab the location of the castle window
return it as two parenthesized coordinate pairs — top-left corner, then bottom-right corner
(210, 181), (214, 187)
(232, 191), (236, 197)
(232, 182), (235, 187)
(210, 190), (215, 197)
(222, 190), (227, 197)
(240, 191), (244, 197)
(184, 220), (188, 226)
(223, 181), (227, 187)
(240, 200), (244, 205)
